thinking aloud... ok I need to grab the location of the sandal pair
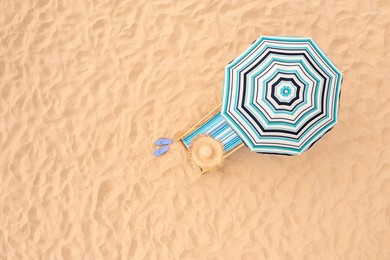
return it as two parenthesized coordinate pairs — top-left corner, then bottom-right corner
(153, 138), (173, 156)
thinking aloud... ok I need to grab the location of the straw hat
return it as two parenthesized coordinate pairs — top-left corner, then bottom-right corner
(189, 135), (224, 172)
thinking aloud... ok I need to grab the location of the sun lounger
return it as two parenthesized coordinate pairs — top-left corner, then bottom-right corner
(179, 104), (244, 172)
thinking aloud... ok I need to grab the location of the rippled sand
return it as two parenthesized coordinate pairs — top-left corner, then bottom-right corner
(1, 0), (390, 259)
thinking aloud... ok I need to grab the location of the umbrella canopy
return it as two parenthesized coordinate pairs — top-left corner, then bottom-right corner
(221, 36), (342, 155)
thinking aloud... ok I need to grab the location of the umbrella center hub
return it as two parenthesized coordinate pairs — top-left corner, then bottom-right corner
(281, 86), (292, 97)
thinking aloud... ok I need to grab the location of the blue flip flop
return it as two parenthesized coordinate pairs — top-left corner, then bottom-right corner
(153, 145), (170, 157)
(155, 138), (173, 146)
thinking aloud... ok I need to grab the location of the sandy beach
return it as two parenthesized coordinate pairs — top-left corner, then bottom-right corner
(1, 0), (390, 259)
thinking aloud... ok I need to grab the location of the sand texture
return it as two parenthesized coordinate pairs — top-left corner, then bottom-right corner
(1, 0), (390, 259)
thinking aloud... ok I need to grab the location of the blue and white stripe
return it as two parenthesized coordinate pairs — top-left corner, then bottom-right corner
(221, 36), (343, 155)
(182, 112), (242, 152)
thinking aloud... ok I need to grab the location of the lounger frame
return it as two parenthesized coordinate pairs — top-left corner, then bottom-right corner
(178, 103), (244, 173)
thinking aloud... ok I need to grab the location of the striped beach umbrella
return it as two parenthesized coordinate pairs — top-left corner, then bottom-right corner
(221, 36), (342, 155)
